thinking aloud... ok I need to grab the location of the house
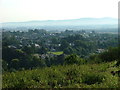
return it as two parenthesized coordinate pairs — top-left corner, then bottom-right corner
(96, 49), (105, 53)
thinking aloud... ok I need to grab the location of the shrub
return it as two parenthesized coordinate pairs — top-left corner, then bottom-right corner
(64, 54), (85, 65)
(81, 73), (105, 85)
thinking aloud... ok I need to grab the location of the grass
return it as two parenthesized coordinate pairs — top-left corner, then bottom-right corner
(48, 51), (63, 55)
(2, 61), (120, 88)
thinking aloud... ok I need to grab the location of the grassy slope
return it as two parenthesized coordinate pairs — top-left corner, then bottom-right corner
(2, 61), (119, 88)
(47, 51), (63, 55)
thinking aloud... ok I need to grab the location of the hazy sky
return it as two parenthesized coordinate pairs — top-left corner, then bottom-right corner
(0, 0), (119, 22)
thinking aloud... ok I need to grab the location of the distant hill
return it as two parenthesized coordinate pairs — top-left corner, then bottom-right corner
(1, 17), (118, 31)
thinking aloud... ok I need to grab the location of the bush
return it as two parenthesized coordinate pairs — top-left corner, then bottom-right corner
(99, 47), (119, 62)
(81, 73), (105, 85)
(64, 54), (85, 65)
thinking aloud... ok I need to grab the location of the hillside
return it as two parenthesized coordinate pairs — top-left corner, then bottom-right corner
(1, 18), (117, 31)
(2, 61), (120, 88)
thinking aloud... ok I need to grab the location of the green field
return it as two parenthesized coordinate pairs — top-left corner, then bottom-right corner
(48, 51), (63, 55)
(2, 61), (120, 88)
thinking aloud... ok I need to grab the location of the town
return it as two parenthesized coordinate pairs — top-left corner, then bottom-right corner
(2, 29), (118, 70)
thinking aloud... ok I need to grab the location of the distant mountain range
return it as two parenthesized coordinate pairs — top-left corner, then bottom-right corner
(1, 17), (118, 31)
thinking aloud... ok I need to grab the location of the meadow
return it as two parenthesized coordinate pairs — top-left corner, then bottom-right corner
(47, 51), (63, 55)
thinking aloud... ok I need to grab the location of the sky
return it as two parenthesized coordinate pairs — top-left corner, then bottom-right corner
(0, 0), (119, 22)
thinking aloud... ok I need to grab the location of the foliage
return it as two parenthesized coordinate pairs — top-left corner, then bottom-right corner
(2, 29), (119, 88)
(88, 47), (120, 63)
(64, 54), (85, 65)
(63, 47), (75, 54)
(2, 61), (119, 88)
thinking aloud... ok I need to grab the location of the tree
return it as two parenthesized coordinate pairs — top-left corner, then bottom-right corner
(10, 59), (20, 70)
(51, 37), (59, 44)
(2, 60), (8, 71)
(64, 54), (79, 65)
(99, 47), (119, 62)
(31, 56), (46, 68)
(63, 47), (74, 54)
(60, 40), (69, 50)
(74, 40), (87, 48)
(22, 46), (34, 54)
(39, 47), (47, 54)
